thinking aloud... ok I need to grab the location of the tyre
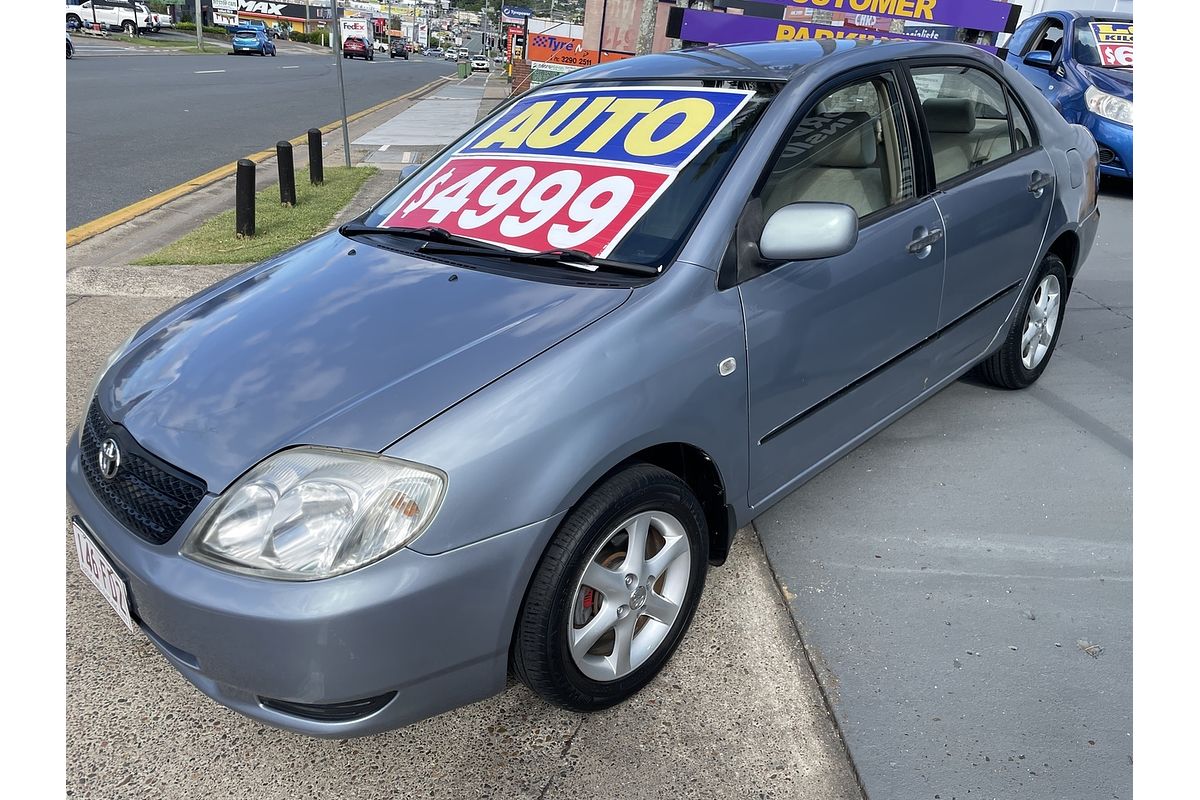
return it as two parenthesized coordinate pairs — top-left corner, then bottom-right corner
(67, 14), (81, 28)
(123, 20), (135, 36)
(972, 253), (1068, 390)
(513, 463), (709, 712)
(67, 41), (73, 59)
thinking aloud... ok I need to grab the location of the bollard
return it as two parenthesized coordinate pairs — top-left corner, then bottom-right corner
(277, 141), (296, 207)
(236, 159), (255, 238)
(308, 128), (324, 185)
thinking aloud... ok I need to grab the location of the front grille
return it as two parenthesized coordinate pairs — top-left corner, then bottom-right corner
(80, 398), (206, 545)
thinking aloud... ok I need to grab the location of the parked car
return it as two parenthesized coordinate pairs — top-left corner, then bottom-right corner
(68, 39), (1099, 738)
(1005, 10), (1132, 179)
(269, 22), (289, 39)
(65, 1), (155, 35)
(425, 47), (443, 59)
(470, 53), (489, 71)
(230, 26), (276, 56)
(66, 31), (74, 58)
(343, 36), (373, 60)
(390, 40), (410, 59)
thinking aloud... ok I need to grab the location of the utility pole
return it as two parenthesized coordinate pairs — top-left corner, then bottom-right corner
(332, 0), (351, 167)
(194, 0), (202, 51)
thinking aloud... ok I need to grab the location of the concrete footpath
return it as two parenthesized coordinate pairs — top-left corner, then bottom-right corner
(756, 186), (1133, 799)
(65, 75), (861, 800)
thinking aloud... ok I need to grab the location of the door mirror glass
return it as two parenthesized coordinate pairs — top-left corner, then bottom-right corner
(1023, 50), (1054, 68)
(759, 203), (858, 262)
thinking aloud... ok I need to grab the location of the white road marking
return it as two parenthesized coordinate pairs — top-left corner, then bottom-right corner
(379, 144), (390, 151)
(194, 69), (225, 74)
(280, 65), (300, 69)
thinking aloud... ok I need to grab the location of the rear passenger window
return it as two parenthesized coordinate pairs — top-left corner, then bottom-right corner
(759, 75), (914, 222)
(911, 66), (1015, 185)
(1010, 95), (1035, 151)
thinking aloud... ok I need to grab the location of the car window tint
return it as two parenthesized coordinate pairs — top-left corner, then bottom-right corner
(1007, 17), (1040, 55)
(759, 75), (914, 222)
(911, 66), (1014, 185)
(1009, 93), (1035, 151)
(1028, 18), (1065, 58)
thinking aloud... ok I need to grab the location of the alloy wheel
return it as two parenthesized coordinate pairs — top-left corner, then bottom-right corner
(568, 510), (692, 682)
(1021, 274), (1061, 370)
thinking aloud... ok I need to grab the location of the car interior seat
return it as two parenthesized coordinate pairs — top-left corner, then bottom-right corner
(923, 98), (1013, 183)
(763, 111), (887, 219)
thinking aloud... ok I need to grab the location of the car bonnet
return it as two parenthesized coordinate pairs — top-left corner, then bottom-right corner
(99, 232), (632, 493)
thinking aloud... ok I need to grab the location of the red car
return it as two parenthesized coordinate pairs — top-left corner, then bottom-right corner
(343, 36), (373, 60)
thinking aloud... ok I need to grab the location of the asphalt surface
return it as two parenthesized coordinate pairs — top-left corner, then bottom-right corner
(65, 42), (453, 228)
(757, 182), (1132, 799)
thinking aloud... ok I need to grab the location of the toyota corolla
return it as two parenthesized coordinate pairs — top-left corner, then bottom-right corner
(68, 39), (1100, 737)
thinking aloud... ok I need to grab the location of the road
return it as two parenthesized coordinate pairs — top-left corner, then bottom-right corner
(757, 182), (1133, 799)
(66, 43), (454, 229)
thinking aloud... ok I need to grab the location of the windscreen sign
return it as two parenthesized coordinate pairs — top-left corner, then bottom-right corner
(1089, 21), (1133, 67)
(382, 87), (754, 258)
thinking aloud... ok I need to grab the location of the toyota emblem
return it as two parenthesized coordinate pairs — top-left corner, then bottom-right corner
(98, 438), (121, 480)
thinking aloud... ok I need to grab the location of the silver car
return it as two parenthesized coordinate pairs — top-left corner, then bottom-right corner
(68, 39), (1099, 737)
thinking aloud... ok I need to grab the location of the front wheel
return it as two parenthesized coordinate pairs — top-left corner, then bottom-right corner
(122, 21), (135, 36)
(972, 253), (1068, 389)
(513, 464), (709, 712)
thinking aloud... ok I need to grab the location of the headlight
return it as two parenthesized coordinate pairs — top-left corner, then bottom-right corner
(182, 447), (446, 580)
(1085, 85), (1132, 126)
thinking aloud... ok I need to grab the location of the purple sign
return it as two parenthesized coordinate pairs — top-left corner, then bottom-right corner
(740, 0), (1020, 33)
(677, 9), (1000, 53)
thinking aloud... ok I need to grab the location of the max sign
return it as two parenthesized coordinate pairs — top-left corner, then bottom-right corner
(382, 87), (753, 257)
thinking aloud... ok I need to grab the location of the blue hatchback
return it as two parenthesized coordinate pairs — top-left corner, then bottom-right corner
(231, 26), (276, 57)
(1006, 10), (1132, 179)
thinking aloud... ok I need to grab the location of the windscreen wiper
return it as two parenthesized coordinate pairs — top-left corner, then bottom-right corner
(418, 242), (662, 278)
(339, 223), (508, 251)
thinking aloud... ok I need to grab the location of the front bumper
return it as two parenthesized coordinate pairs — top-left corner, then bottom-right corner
(67, 437), (561, 737)
(1083, 114), (1133, 179)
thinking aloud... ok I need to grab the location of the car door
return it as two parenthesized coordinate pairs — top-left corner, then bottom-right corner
(906, 62), (1056, 376)
(739, 69), (945, 508)
(1008, 14), (1074, 112)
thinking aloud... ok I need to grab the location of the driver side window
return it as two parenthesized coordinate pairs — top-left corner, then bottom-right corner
(1025, 19), (1065, 59)
(759, 75), (914, 223)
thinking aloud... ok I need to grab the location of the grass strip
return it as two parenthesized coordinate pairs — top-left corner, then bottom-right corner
(134, 166), (376, 266)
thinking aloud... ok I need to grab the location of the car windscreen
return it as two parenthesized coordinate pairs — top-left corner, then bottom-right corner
(362, 80), (777, 271)
(1073, 18), (1133, 68)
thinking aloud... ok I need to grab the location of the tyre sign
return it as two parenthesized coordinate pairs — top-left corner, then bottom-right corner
(1090, 21), (1133, 68)
(381, 86), (754, 258)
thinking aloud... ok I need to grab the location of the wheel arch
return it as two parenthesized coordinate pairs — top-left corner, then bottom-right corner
(1046, 227), (1081, 284)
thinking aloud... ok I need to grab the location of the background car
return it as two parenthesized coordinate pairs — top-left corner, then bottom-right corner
(470, 54), (489, 72)
(444, 48), (458, 61)
(230, 26), (276, 56)
(390, 40), (409, 59)
(1005, 10), (1132, 179)
(343, 36), (373, 60)
(425, 47), (443, 59)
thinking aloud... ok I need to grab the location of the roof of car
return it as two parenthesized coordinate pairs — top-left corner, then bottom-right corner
(559, 39), (994, 84)
(1046, 10), (1132, 22)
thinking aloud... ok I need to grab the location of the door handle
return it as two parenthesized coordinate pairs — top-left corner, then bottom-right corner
(1028, 171), (1055, 197)
(906, 227), (944, 255)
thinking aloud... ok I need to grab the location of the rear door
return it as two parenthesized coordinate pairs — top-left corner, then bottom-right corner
(739, 69), (945, 507)
(906, 62), (1055, 376)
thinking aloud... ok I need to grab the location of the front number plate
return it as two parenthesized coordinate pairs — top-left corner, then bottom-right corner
(73, 521), (137, 634)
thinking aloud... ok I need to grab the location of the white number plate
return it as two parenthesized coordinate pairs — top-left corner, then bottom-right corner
(73, 521), (137, 634)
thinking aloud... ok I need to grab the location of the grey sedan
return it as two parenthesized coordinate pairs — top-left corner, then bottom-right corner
(67, 39), (1099, 737)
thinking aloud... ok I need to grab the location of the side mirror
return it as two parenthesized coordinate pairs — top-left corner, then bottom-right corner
(759, 203), (858, 262)
(397, 162), (423, 185)
(1023, 50), (1054, 69)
